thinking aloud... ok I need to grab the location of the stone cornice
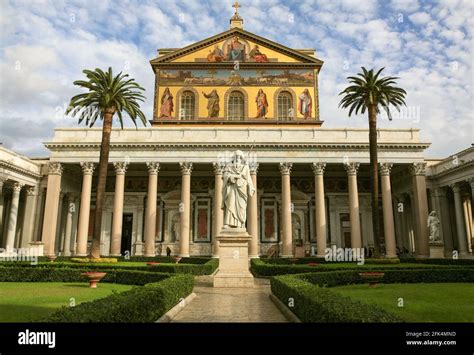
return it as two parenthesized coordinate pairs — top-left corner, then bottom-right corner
(427, 159), (474, 179)
(44, 142), (431, 151)
(0, 161), (42, 180)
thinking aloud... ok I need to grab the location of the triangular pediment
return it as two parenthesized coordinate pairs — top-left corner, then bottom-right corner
(150, 28), (323, 66)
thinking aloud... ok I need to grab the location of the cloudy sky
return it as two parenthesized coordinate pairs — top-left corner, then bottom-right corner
(0, 0), (472, 158)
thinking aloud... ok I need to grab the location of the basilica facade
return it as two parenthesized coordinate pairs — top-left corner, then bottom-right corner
(1, 9), (473, 259)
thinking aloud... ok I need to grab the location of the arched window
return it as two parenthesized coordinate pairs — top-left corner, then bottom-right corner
(179, 90), (195, 120)
(227, 91), (245, 121)
(277, 91), (293, 121)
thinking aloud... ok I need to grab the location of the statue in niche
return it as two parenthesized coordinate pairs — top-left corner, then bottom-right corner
(203, 89), (220, 118)
(222, 150), (255, 228)
(292, 214), (302, 242)
(427, 211), (441, 242)
(171, 213), (180, 242)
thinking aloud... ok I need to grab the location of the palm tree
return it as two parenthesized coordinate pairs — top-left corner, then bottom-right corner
(66, 67), (146, 258)
(338, 67), (406, 257)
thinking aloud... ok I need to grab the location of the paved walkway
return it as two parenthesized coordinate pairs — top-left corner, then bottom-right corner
(171, 278), (288, 322)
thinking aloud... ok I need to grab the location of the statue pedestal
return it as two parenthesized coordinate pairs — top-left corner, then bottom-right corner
(213, 228), (254, 288)
(429, 242), (445, 258)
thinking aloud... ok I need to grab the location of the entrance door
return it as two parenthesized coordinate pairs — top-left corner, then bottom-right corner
(121, 214), (133, 255)
(340, 213), (351, 248)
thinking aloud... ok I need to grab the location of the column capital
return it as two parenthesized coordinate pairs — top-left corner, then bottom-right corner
(145, 162), (160, 175)
(212, 162), (225, 175)
(48, 162), (63, 176)
(449, 183), (462, 193)
(379, 162), (393, 176)
(279, 162), (292, 175)
(113, 161), (129, 175)
(249, 162), (259, 175)
(434, 187), (447, 197)
(312, 162), (326, 175)
(26, 186), (38, 196)
(467, 178), (474, 188)
(180, 162), (193, 175)
(80, 162), (96, 175)
(410, 162), (427, 176)
(0, 177), (6, 189)
(344, 162), (360, 176)
(12, 182), (25, 192)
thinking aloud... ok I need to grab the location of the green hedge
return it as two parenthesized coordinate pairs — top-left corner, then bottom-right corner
(271, 275), (402, 323)
(260, 257), (400, 265)
(0, 266), (170, 285)
(400, 257), (474, 265)
(42, 274), (194, 322)
(0, 258), (218, 275)
(36, 256), (212, 264)
(251, 258), (470, 277)
(300, 268), (474, 287)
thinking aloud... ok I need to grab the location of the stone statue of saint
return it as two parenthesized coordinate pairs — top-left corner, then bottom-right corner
(427, 211), (441, 242)
(203, 89), (220, 118)
(222, 150), (255, 228)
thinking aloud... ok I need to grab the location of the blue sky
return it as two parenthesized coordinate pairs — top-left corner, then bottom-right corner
(0, 0), (472, 157)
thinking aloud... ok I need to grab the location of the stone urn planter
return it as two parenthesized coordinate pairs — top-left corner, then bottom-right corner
(146, 262), (160, 266)
(47, 255), (57, 263)
(173, 257), (182, 264)
(81, 272), (107, 288)
(359, 272), (385, 288)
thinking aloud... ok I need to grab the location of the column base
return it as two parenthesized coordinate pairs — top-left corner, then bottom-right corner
(213, 228), (254, 288)
(144, 254), (156, 257)
(249, 255), (260, 259)
(74, 253), (88, 257)
(110, 254), (122, 257)
(179, 254), (190, 257)
(429, 243), (445, 258)
(280, 254), (295, 258)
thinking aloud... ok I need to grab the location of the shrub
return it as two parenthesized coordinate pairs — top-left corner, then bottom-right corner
(0, 258), (219, 275)
(0, 266), (170, 285)
(271, 275), (402, 323)
(70, 258), (118, 263)
(42, 274), (194, 323)
(251, 258), (470, 277)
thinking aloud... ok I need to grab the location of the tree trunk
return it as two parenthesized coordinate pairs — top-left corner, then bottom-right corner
(90, 108), (114, 259)
(368, 104), (381, 258)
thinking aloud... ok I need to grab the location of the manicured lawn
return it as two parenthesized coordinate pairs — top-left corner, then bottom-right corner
(0, 282), (134, 322)
(331, 283), (474, 322)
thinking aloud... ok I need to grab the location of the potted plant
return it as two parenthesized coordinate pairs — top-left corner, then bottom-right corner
(81, 271), (107, 288)
(174, 256), (182, 264)
(359, 272), (385, 288)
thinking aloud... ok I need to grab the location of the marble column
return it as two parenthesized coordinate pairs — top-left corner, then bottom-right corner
(110, 162), (129, 256)
(410, 163), (430, 258)
(20, 186), (39, 248)
(41, 162), (63, 257)
(5, 182), (24, 251)
(0, 178), (5, 242)
(212, 163), (224, 257)
(312, 162), (327, 257)
(76, 162), (95, 256)
(144, 162), (160, 257)
(435, 188), (453, 256)
(62, 194), (75, 256)
(279, 162), (293, 257)
(379, 163), (397, 258)
(344, 162), (362, 249)
(462, 193), (472, 252)
(451, 184), (468, 256)
(469, 178), (474, 206)
(248, 162), (259, 258)
(179, 162), (192, 257)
